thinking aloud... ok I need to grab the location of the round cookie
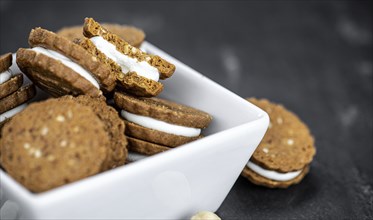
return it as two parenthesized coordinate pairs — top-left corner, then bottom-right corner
(241, 98), (316, 188)
(114, 92), (212, 128)
(124, 120), (203, 147)
(58, 95), (128, 170)
(16, 27), (116, 97)
(0, 98), (110, 193)
(57, 23), (145, 48)
(114, 92), (212, 147)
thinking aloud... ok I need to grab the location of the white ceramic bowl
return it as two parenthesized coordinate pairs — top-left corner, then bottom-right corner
(0, 42), (269, 219)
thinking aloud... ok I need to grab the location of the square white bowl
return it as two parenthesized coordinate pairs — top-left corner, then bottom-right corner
(0, 42), (269, 219)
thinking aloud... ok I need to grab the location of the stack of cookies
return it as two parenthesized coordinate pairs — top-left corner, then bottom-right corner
(0, 17), (213, 192)
(75, 18), (212, 162)
(0, 53), (36, 128)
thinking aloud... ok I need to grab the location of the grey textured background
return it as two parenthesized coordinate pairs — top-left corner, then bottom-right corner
(1, 1), (372, 219)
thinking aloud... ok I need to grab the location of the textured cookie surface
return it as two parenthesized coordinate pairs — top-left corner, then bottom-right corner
(127, 136), (170, 155)
(242, 165), (310, 188)
(58, 95), (127, 170)
(27, 28), (116, 93)
(83, 17), (175, 80)
(0, 98), (110, 193)
(0, 53), (12, 72)
(57, 23), (145, 47)
(0, 84), (36, 114)
(247, 98), (316, 172)
(114, 92), (212, 128)
(124, 120), (202, 147)
(0, 74), (23, 99)
(17, 48), (102, 97)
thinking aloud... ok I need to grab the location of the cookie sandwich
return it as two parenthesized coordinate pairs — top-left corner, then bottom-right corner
(242, 98), (316, 188)
(0, 53), (36, 126)
(114, 92), (212, 162)
(16, 27), (116, 97)
(79, 17), (175, 97)
(57, 23), (145, 48)
(0, 95), (127, 193)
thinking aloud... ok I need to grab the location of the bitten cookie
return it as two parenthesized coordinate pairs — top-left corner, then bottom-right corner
(114, 92), (212, 162)
(0, 98), (110, 193)
(81, 17), (175, 97)
(0, 53), (36, 127)
(57, 23), (145, 48)
(58, 95), (128, 170)
(241, 98), (316, 188)
(16, 27), (116, 97)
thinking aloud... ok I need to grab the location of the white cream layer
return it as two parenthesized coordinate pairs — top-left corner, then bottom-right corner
(31, 47), (100, 89)
(127, 152), (148, 162)
(121, 110), (201, 137)
(0, 103), (27, 122)
(0, 70), (12, 84)
(247, 161), (302, 182)
(89, 36), (159, 81)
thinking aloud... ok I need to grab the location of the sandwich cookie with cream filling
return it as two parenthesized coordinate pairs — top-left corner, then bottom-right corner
(80, 17), (175, 97)
(114, 92), (212, 162)
(241, 98), (316, 188)
(0, 53), (36, 127)
(16, 28), (116, 97)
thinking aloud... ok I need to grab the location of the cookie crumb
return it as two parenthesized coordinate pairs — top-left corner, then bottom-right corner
(23, 143), (30, 149)
(56, 115), (65, 122)
(41, 126), (49, 136)
(263, 148), (269, 153)
(287, 139), (294, 145)
(277, 117), (283, 124)
(60, 140), (67, 147)
(34, 149), (42, 158)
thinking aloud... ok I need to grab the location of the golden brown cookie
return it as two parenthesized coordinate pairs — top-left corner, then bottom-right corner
(16, 27), (116, 97)
(114, 91), (212, 154)
(0, 53), (12, 72)
(127, 136), (170, 155)
(0, 84), (36, 114)
(0, 74), (23, 99)
(82, 17), (175, 97)
(124, 120), (202, 147)
(114, 92), (212, 128)
(58, 95), (128, 170)
(0, 98), (110, 193)
(241, 98), (316, 188)
(57, 23), (145, 48)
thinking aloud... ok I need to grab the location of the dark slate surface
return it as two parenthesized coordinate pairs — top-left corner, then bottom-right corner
(1, 1), (372, 219)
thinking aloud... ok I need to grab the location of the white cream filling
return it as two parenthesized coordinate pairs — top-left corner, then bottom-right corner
(0, 103), (27, 122)
(31, 47), (100, 89)
(127, 152), (148, 162)
(0, 70), (12, 84)
(89, 36), (159, 81)
(121, 110), (201, 137)
(247, 161), (302, 182)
